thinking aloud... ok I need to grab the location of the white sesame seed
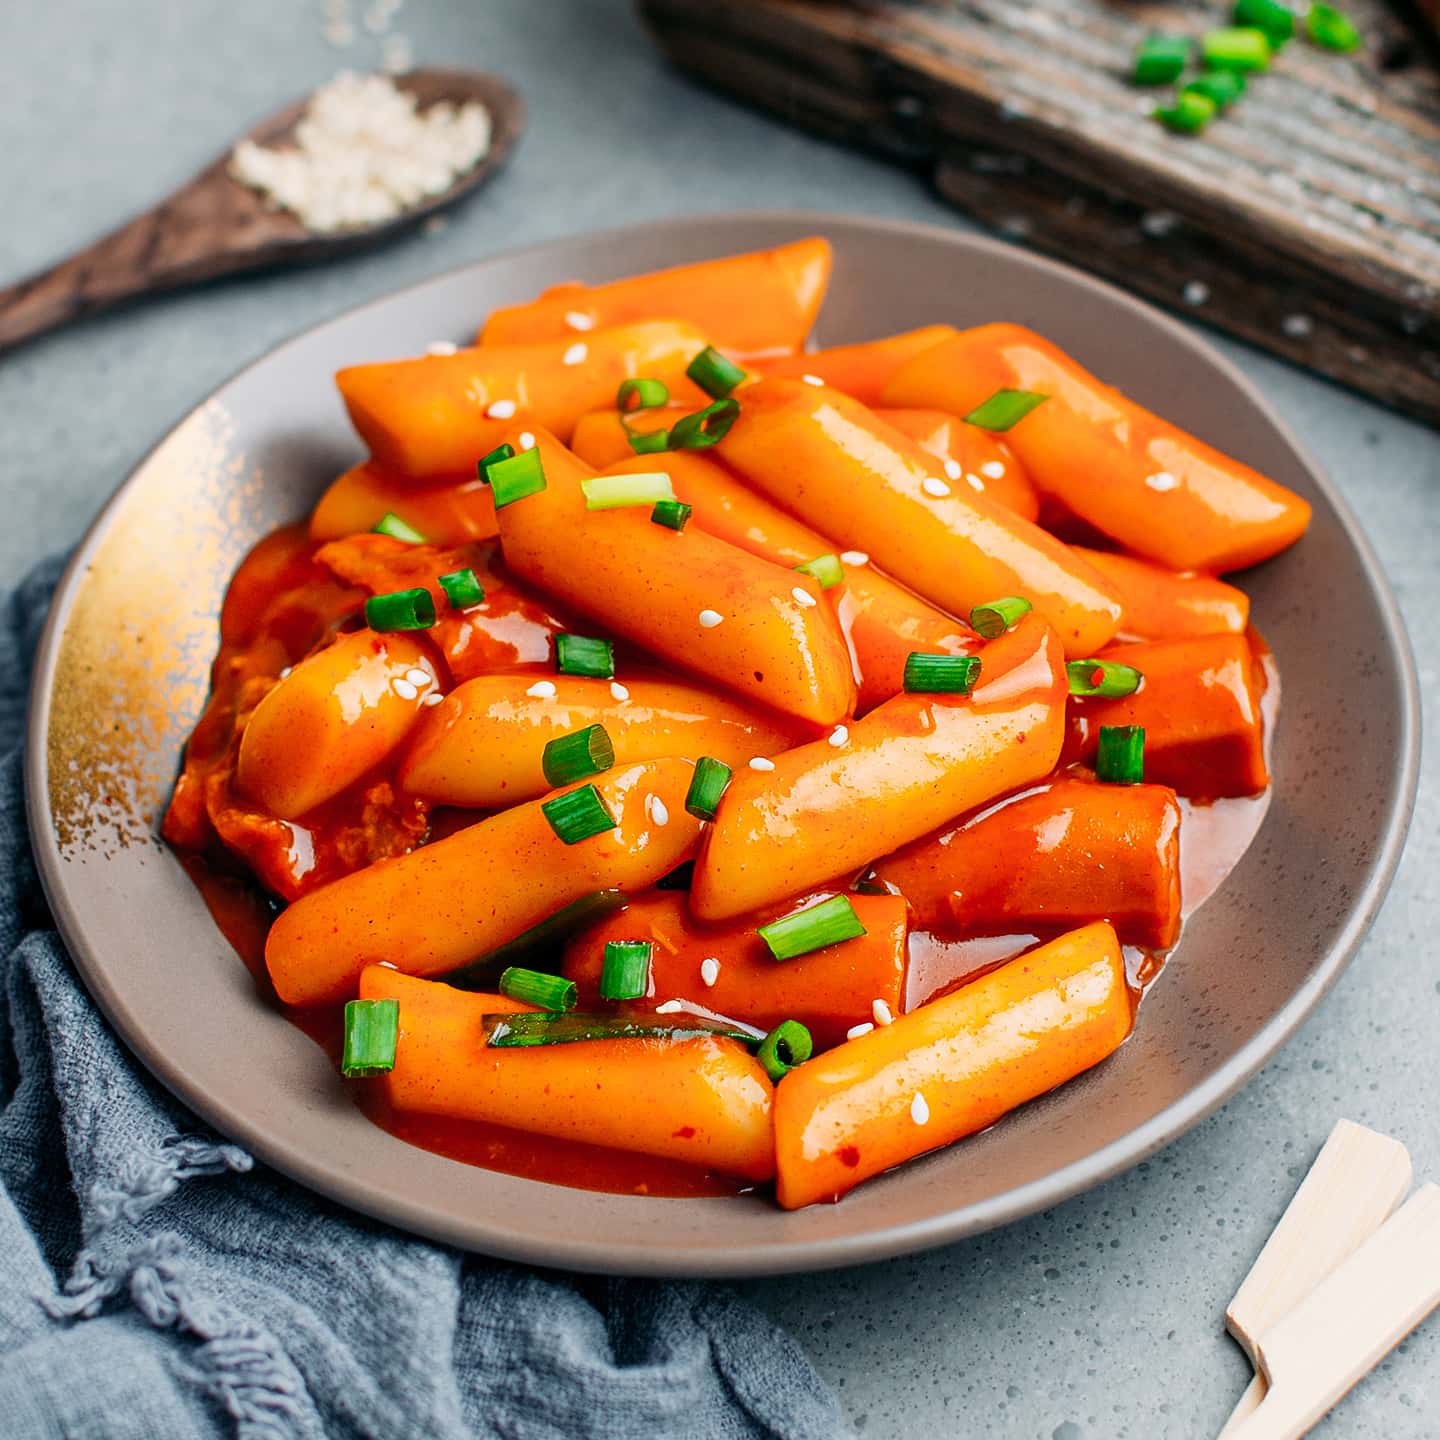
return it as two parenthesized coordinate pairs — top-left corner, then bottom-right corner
(278, 666), (292, 680)
(422, 691), (444, 707)
(846, 1022), (875, 1040)
(872, 998), (894, 1026)
(647, 795), (670, 827)
(404, 667), (432, 687)
(791, 586), (818, 609)
(922, 476), (951, 498)
(426, 340), (458, 356)
(564, 311), (595, 331)
(518, 432), (536, 451)
(967, 474), (986, 492)
(910, 1092), (930, 1126)
(943, 458), (963, 482)
(840, 550), (869, 566)
(828, 725), (848, 747)
(485, 399), (516, 419)
(525, 680), (557, 698)
(609, 681), (630, 701)
(698, 609), (724, 629)
(562, 342), (588, 366)
(748, 756), (776, 772)
(655, 999), (684, 1014)
(980, 460), (1005, 480)
(1145, 471), (1180, 492)
(392, 678), (418, 700)
(801, 374), (825, 387)
(700, 957), (720, 987)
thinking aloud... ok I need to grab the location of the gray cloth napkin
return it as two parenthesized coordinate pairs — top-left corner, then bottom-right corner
(0, 556), (851, 1440)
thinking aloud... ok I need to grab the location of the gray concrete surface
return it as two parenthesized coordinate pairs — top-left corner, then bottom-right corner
(2, 0), (1436, 1434)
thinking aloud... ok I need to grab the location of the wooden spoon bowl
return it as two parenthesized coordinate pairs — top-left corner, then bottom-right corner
(0, 69), (524, 352)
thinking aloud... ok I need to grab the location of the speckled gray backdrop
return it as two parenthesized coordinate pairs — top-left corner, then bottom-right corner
(1, 1), (1436, 1435)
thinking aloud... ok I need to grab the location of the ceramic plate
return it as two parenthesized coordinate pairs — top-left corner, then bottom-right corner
(26, 213), (1419, 1276)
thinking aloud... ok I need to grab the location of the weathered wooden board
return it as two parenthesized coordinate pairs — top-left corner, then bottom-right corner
(638, 0), (1440, 426)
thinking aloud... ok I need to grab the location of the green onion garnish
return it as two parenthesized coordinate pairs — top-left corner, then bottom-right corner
(1154, 92), (1218, 134)
(1306, 2), (1360, 50)
(685, 345), (748, 400)
(1066, 659), (1143, 698)
(580, 471), (676, 511)
(447, 890), (625, 989)
(1202, 26), (1272, 70)
(483, 1011), (759, 1048)
(555, 632), (615, 678)
(684, 756), (732, 822)
(903, 653), (982, 694)
(794, 554), (844, 590)
(669, 398), (740, 450)
(963, 389), (1049, 432)
(1234, 0), (1294, 44)
(1096, 724), (1145, 785)
(341, 998), (399, 1077)
(371, 511), (426, 544)
(498, 967), (578, 1012)
(477, 442), (515, 479)
(1132, 34), (1192, 84)
(627, 428), (671, 455)
(756, 1020), (813, 1082)
(757, 895), (867, 962)
(1183, 70), (1247, 110)
(541, 784), (617, 845)
(617, 377), (670, 412)
(651, 499), (692, 532)
(364, 587), (437, 632)
(438, 567), (485, 609)
(599, 940), (652, 1001)
(541, 724), (616, 787)
(488, 448), (547, 508)
(969, 595), (1032, 638)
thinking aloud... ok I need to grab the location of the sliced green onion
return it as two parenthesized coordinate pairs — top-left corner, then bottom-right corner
(963, 389), (1049, 432)
(1154, 92), (1218, 134)
(371, 511), (426, 544)
(1183, 70), (1247, 110)
(669, 398), (740, 450)
(684, 756), (733, 822)
(438, 567), (485, 608)
(903, 653), (982, 694)
(541, 724), (616, 787)
(541, 784), (617, 845)
(756, 1020), (813, 1082)
(555, 632), (615, 678)
(580, 471), (676, 511)
(794, 553), (844, 590)
(1066, 659), (1143, 698)
(1234, 0), (1294, 44)
(686, 345), (748, 400)
(364, 587), (436, 632)
(477, 442), (515, 479)
(341, 998), (398, 1077)
(488, 448), (547, 508)
(651, 499), (693, 532)
(1096, 724), (1145, 784)
(627, 428), (671, 455)
(758, 895), (867, 962)
(498, 967), (578, 1012)
(484, 1011), (758, 1048)
(617, 377), (670, 412)
(1202, 26), (1272, 70)
(1306, 2), (1360, 50)
(970, 595), (1032, 638)
(447, 890), (625, 988)
(1132, 34), (1192, 84)
(599, 940), (652, 1001)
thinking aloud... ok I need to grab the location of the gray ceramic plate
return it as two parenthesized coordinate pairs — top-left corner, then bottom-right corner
(26, 213), (1419, 1276)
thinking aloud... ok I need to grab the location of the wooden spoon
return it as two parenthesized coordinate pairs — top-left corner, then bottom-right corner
(0, 69), (524, 353)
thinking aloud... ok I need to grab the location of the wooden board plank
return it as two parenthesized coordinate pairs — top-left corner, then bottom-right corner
(638, 0), (1440, 425)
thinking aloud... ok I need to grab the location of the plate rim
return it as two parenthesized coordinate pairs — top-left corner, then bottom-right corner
(24, 210), (1422, 1276)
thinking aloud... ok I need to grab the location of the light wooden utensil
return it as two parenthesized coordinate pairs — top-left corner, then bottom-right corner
(1222, 1182), (1440, 1439)
(1219, 1118), (1412, 1435)
(0, 69), (524, 355)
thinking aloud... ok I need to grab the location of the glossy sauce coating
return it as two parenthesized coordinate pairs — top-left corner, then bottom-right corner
(878, 408), (1040, 522)
(753, 325), (957, 404)
(310, 460), (499, 544)
(1074, 547), (1250, 640)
